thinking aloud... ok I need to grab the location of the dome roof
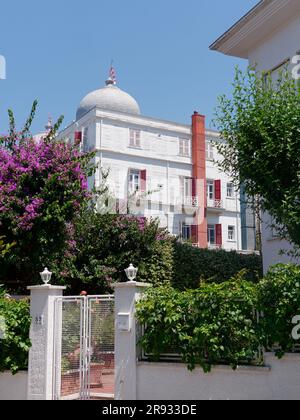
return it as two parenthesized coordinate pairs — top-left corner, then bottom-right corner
(76, 80), (141, 120)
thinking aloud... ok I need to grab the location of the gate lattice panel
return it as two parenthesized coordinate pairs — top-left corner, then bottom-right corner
(53, 295), (114, 400)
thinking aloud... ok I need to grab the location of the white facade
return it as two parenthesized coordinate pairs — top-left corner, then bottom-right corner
(57, 77), (249, 251)
(210, 0), (300, 269)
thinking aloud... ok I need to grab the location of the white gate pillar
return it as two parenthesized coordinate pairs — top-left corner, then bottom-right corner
(113, 282), (150, 400)
(27, 284), (66, 400)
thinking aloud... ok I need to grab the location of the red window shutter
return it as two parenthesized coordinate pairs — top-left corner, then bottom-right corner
(215, 180), (221, 201)
(216, 224), (222, 247)
(141, 170), (147, 192)
(191, 225), (198, 244)
(74, 131), (82, 145)
(192, 178), (197, 198)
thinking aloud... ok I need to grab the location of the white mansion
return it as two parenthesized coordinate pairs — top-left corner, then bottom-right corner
(55, 72), (255, 252)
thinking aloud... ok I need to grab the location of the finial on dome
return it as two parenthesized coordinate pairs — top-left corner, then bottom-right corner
(106, 62), (117, 86)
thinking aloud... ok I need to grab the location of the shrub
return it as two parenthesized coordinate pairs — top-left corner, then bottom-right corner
(0, 236), (15, 258)
(136, 274), (260, 373)
(172, 242), (262, 289)
(258, 264), (300, 357)
(0, 291), (31, 374)
(138, 239), (174, 286)
(57, 211), (173, 294)
(137, 263), (300, 372)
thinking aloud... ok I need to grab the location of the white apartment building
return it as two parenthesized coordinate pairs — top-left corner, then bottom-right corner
(210, 0), (300, 270)
(57, 72), (254, 252)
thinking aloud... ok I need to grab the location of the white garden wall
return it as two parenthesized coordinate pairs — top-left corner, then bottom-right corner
(0, 371), (28, 400)
(136, 353), (300, 400)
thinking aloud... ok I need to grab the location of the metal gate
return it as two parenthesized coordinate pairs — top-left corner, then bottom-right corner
(53, 295), (114, 400)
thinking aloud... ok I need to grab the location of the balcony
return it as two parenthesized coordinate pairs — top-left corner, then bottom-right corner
(183, 196), (199, 208)
(207, 199), (224, 212)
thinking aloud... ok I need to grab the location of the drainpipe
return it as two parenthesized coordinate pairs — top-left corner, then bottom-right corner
(167, 160), (170, 232)
(236, 192), (240, 251)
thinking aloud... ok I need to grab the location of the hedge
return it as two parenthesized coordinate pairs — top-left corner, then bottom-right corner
(258, 264), (300, 357)
(136, 274), (260, 373)
(172, 242), (263, 289)
(136, 264), (300, 373)
(0, 289), (31, 374)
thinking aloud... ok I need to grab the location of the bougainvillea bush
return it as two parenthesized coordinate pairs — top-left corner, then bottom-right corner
(0, 103), (94, 290)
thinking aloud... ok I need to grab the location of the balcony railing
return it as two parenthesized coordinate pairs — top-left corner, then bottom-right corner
(208, 244), (223, 250)
(183, 196), (199, 207)
(207, 199), (224, 209)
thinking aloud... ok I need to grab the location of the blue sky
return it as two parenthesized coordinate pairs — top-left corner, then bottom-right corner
(0, 0), (258, 134)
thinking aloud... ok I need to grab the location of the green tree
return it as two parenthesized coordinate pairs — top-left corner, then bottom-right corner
(214, 67), (300, 252)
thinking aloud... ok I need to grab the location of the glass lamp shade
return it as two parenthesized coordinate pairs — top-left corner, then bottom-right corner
(125, 264), (138, 282)
(40, 268), (52, 285)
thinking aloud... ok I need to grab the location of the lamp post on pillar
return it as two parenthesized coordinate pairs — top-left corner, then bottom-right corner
(40, 268), (52, 285)
(27, 269), (66, 400)
(125, 263), (138, 283)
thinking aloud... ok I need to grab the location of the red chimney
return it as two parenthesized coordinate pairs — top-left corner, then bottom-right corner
(191, 112), (207, 248)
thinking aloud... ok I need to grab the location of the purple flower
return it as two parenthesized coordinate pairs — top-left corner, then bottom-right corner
(0, 136), (90, 232)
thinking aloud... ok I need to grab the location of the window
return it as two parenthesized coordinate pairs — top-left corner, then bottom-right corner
(182, 225), (192, 241)
(130, 129), (141, 148)
(207, 225), (216, 245)
(227, 183), (234, 198)
(180, 177), (193, 204)
(263, 59), (290, 86)
(269, 216), (281, 240)
(184, 177), (193, 198)
(207, 180), (215, 201)
(270, 59), (290, 82)
(82, 127), (89, 153)
(206, 142), (214, 160)
(179, 139), (190, 157)
(228, 226), (236, 241)
(129, 170), (140, 194)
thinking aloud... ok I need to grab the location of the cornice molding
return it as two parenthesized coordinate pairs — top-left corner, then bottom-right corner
(210, 0), (299, 58)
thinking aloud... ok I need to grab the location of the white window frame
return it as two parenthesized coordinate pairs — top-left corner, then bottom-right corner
(228, 225), (236, 242)
(270, 59), (290, 81)
(129, 129), (141, 148)
(184, 177), (193, 199)
(82, 126), (89, 153)
(182, 224), (192, 241)
(269, 216), (281, 240)
(179, 139), (190, 157)
(263, 58), (290, 86)
(128, 169), (141, 194)
(206, 142), (214, 160)
(207, 180), (215, 201)
(227, 183), (234, 198)
(207, 225), (216, 245)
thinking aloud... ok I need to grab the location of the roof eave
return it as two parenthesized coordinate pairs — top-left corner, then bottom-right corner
(209, 0), (300, 59)
(209, 0), (267, 56)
